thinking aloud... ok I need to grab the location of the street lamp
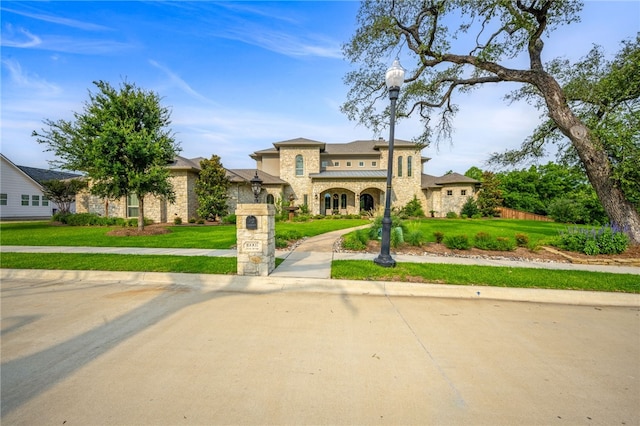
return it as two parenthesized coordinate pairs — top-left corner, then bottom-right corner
(374, 58), (405, 268)
(250, 170), (263, 203)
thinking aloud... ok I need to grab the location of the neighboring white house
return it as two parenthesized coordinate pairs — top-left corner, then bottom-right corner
(0, 153), (81, 220)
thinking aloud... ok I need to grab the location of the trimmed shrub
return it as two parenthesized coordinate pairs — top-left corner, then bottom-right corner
(444, 234), (471, 250)
(473, 232), (494, 250)
(188, 217), (197, 224)
(174, 216), (183, 225)
(495, 237), (516, 251)
(515, 233), (530, 247)
(433, 231), (445, 244)
(405, 229), (425, 247)
(446, 211), (458, 219)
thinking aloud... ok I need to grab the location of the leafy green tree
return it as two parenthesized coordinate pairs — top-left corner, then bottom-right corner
(41, 178), (88, 214)
(476, 172), (503, 217)
(195, 155), (230, 221)
(464, 166), (484, 182)
(33, 81), (180, 230)
(342, 1), (640, 243)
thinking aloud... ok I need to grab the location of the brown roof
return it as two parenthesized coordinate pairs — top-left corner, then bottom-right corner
(168, 156), (203, 170)
(421, 173), (480, 189)
(226, 169), (287, 185)
(273, 137), (326, 149)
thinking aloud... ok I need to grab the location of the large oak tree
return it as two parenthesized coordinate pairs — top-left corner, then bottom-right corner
(343, 0), (640, 243)
(34, 81), (180, 230)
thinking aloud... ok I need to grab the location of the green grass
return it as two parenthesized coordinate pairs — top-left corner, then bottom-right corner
(0, 219), (369, 249)
(0, 253), (285, 275)
(331, 260), (640, 293)
(400, 218), (569, 247)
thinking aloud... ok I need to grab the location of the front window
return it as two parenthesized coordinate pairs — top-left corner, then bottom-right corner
(324, 194), (331, 211)
(295, 155), (304, 176)
(340, 194), (347, 209)
(397, 156), (403, 177)
(32, 195), (40, 206)
(267, 194), (275, 204)
(21, 195), (29, 206)
(42, 196), (49, 206)
(0, 194), (7, 206)
(461, 190), (467, 196)
(446, 190), (453, 196)
(127, 193), (139, 217)
(407, 156), (413, 177)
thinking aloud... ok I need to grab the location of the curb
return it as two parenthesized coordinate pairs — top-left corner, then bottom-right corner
(2, 269), (639, 308)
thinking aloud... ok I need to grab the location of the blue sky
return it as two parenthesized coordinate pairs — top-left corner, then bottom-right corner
(1, 1), (638, 176)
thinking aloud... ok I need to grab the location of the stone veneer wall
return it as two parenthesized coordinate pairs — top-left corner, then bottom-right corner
(278, 147), (319, 209)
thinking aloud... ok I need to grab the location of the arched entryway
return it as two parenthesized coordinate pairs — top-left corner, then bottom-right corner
(360, 194), (374, 212)
(320, 189), (356, 215)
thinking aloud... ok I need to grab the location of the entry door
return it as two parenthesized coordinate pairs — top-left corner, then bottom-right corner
(360, 194), (374, 211)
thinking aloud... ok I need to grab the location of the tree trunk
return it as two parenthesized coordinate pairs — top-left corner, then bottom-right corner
(104, 199), (109, 218)
(539, 75), (640, 244)
(138, 196), (145, 231)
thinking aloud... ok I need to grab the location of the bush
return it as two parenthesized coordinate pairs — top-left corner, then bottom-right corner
(443, 234), (471, 250)
(52, 213), (127, 226)
(188, 217), (197, 224)
(515, 233), (530, 247)
(292, 214), (311, 222)
(556, 225), (629, 255)
(196, 218), (205, 224)
(446, 211), (458, 219)
(275, 237), (289, 249)
(221, 214), (236, 224)
(433, 231), (445, 244)
(174, 216), (182, 225)
(495, 237), (516, 251)
(473, 232), (494, 250)
(548, 198), (588, 224)
(405, 229), (425, 247)
(342, 230), (369, 250)
(400, 195), (425, 218)
(460, 197), (480, 218)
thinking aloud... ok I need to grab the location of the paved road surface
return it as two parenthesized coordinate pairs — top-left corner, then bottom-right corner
(2, 274), (639, 425)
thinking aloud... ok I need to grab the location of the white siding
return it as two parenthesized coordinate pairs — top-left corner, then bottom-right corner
(0, 155), (54, 219)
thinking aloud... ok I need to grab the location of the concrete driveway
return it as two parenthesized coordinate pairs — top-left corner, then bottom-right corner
(2, 274), (639, 425)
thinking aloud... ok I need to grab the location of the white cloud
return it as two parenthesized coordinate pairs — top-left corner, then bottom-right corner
(148, 60), (217, 105)
(1, 58), (61, 95)
(1, 7), (111, 31)
(1, 24), (41, 48)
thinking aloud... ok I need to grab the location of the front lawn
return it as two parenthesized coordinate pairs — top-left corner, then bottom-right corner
(0, 219), (369, 249)
(332, 260), (640, 293)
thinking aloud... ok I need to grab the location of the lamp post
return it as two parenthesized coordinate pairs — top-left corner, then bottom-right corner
(250, 170), (263, 203)
(374, 58), (405, 268)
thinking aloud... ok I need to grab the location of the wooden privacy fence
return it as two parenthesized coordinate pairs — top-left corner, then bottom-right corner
(497, 207), (553, 222)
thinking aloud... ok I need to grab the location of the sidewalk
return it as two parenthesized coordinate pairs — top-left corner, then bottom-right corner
(2, 223), (639, 277)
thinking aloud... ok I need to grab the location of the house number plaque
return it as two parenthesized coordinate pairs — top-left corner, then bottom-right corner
(243, 241), (262, 252)
(246, 215), (258, 230)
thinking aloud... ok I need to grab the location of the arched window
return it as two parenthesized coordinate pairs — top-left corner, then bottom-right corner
(397, 156), (403, 177)
(324, 194), (331, 211)
(295, 155), (304, 176)
(340, 194), (347, 209)
(267, 194), (275, 204)
(407, 156), (413, 177)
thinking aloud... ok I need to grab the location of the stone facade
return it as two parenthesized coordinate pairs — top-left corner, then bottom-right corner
(76, 138), (479, 222)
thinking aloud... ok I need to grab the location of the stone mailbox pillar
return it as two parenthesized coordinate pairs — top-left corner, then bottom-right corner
(236, 203), (276, 276)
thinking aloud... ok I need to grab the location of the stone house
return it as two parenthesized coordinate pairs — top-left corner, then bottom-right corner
(76, 137), (479, 222)
(250, 137), (479, 217)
